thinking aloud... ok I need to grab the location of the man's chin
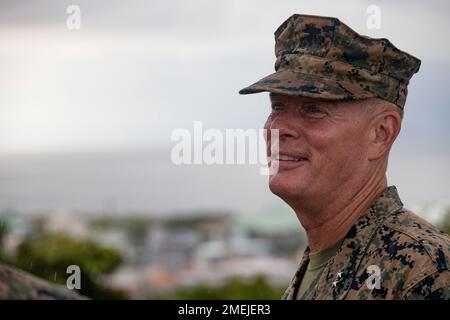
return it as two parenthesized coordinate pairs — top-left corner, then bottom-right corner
(268, 175), (307, 199)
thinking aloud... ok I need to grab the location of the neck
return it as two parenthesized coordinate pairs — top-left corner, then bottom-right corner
(294, 170), (387, 252)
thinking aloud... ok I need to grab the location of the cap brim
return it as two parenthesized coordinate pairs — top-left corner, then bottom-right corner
(239, 70), (377, 101)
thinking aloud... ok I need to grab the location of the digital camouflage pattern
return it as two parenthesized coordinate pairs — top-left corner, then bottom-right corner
(0, 262), (84, 300)
(282, 186), (450, 300)
(239, 14), (421, 109)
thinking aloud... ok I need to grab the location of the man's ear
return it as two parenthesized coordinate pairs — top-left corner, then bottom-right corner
(368, 110), (402, 160)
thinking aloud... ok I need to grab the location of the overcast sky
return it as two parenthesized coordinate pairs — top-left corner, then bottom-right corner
(0, 1), (449, 216)
(0, 0), (449, 153)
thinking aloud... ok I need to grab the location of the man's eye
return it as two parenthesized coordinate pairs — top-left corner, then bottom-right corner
(307, 105), (324, 113)
(301, 105), (327, 118)
(271, 104), (285, 112)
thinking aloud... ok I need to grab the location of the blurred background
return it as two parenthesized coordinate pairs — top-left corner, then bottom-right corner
(0, 0), (449, 299)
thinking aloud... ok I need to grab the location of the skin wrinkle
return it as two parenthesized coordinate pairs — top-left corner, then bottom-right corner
(305, 171), (387, 251)
(265, 94), (402, 252)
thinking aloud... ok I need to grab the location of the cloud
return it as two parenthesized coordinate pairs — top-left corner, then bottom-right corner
(0, 0), (449, 153)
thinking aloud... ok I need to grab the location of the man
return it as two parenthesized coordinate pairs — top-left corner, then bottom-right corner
(239, 14), (450, 299)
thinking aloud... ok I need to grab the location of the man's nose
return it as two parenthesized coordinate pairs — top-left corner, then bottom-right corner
(267, 111), (300, 141)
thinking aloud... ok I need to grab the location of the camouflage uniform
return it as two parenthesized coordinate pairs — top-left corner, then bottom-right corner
(239, 15), (450, 299)
(282, 186), (450, 300)
(0, 262), (84, 300)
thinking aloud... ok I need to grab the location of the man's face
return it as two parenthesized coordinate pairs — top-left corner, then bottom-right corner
(264, 93), (373, 204)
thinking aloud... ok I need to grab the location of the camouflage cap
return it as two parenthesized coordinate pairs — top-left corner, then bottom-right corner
(239, 14), (421, 109)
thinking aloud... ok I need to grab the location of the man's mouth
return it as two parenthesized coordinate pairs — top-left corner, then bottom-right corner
(275, 155), (309, 162)
(269, 153), (310, 170)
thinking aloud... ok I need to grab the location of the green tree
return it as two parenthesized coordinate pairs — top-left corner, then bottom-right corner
(150, 275), (285, 300)
(12, 232), (127, 299)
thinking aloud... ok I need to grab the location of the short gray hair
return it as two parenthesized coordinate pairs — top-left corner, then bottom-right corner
(359, 98), (404, 120)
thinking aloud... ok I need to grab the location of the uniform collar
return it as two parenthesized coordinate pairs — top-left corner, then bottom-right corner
(282, 185), (404, 300)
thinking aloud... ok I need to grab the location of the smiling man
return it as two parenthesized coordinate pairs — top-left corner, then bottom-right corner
(239, 14), (450, 300)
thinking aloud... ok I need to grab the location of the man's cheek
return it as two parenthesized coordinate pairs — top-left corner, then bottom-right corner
(318, 149), (347, 176)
